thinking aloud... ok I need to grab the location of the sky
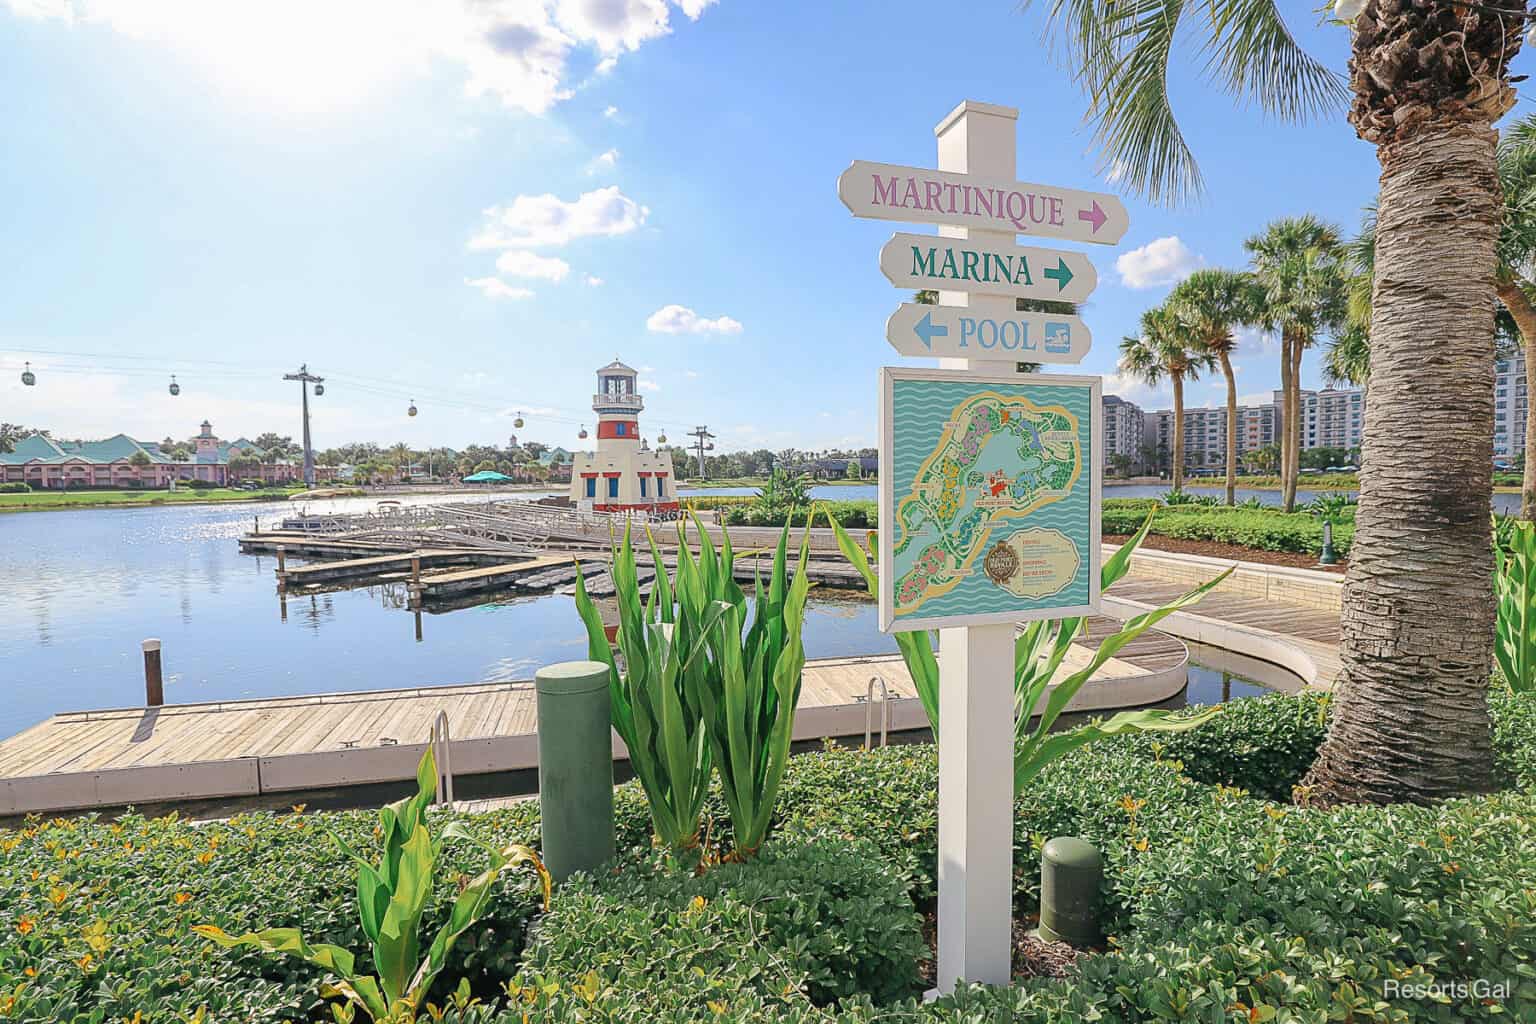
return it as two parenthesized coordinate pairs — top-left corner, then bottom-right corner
(0, 1), (1487, 455)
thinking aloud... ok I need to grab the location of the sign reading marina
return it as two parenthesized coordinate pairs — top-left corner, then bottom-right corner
(879, 232), (1097, 304)
(878, 368), (1101, 632)
(838, 160), (1129, 246)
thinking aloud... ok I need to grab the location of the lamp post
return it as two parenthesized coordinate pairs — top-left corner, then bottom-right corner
(282, 364), (324, 489)
(1319, 519), (1339, 565)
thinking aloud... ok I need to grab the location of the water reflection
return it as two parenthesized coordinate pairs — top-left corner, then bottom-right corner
(0, 491), (899, 735)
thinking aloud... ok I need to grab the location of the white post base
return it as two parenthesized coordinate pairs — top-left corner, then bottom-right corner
(935, 621), (1016, 991)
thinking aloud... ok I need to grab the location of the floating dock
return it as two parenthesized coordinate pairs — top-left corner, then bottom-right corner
(0, 619), (1187, 818)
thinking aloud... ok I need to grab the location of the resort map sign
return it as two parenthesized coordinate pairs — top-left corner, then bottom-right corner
(877, 368), (1102, 632)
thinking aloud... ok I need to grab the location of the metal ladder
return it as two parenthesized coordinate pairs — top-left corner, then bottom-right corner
(864, 675), (891, 751)
(430, 711), (455, 804)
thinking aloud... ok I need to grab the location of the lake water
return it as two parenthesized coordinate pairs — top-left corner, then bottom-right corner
(0, 489), (896, 737)
(0, 478), (1461, 738)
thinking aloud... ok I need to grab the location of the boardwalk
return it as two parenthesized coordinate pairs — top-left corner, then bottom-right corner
(0, 618), (1183, 817)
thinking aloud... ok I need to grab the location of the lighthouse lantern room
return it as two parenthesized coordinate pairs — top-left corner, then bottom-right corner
(569, 358), (678, 513)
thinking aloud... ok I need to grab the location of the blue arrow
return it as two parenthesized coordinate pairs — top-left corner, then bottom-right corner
(914, 311), (949, 349)
(1043, 257), (1074, 291)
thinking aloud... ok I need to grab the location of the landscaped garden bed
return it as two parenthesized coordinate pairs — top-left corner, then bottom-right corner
(5, 690), (1536, 1022)
(1103, 531), (1347, 572)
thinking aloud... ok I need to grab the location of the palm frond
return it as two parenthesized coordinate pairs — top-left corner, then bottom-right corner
(1202, 0), (1347, 121)
(1020, 0), (1335, 205)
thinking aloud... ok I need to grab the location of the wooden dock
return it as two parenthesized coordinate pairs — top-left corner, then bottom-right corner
(0, 618), (1186, 818)
(278, 550), (494, 587)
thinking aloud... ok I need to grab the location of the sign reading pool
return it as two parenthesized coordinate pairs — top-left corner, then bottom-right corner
(878, 368), (1102, 632)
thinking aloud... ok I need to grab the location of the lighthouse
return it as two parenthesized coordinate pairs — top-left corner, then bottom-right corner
(570, 358), (678, 513)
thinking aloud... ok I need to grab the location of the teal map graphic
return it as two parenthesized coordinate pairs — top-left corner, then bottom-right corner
(887, 377), (1094, 626)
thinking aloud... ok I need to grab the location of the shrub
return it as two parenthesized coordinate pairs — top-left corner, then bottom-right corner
(0, 804), (547, 1022)
(0, 482), (29, 493)
(507, 840), (920, 1018)
(1115, 691), (1330, 801)
(1102, 498), (1352, 556)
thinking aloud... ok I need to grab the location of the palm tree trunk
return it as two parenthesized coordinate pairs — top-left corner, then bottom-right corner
(1284, 339), (1304, 512)
(1303, 120), (1499, 805)
(1220, 351), (1237, 505)
(1277, 334), (1294, 502)
(1495, 278), (1536, 519)
(1171, 372), (1185, 492)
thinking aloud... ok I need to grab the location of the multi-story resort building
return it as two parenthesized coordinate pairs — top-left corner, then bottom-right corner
(1131, 386), (1365, 477)
(1495, 352), (1530, 466)
(0, 420), (317, 489)
(1101, 395), (1145, 470)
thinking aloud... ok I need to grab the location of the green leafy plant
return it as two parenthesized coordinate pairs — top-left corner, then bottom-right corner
(195, 751), (551, 1023)
(829, 509), (1227, 789)
(1307, 491), (1355, 524)
(1161, 489), (1218, 507)
(572, 523), (726, 852)
(689, 520), (813, 858)
(1495, 517), (1536, 693)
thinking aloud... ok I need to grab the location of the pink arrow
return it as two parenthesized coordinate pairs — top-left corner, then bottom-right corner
(1078, 200), (1108, 234)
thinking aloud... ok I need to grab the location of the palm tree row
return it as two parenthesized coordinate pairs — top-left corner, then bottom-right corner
(1119, 217), (1346, 511)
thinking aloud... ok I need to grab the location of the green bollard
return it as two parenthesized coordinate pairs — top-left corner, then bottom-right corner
(1037, 836), (1103, 947)
(535, 660), (615, 881)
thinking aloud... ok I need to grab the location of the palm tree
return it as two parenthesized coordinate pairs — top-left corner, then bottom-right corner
(1120, 304), (1215, 492)
(1020, 0), (1521, 804)
(1243, 217), (1348, 513)
(1492, 117), (1536, 518)
(1168, 269), (1262, 505)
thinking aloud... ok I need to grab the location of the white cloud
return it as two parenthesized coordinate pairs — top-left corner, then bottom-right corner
(684, 369), (699, 378)
(637, 378), (660, 392)
(639, 364), (656, 372)
(1238, 391), (1276, 407)
(594, 55), (617, 74)
(465, 276), (535, 300)
(581, 274), (604, 287)
(602, 104), (620, 118)
(4, 0), (718, 117)
(1116, 236), (1203, 289)
(494, 250), (570, 281)
(1234, 324), (1280, 356)
(471, 186), (648, 249)
(646, 304), (743, 335)
(585, 148), (619, 174)
(1102, 371), (1169, 409)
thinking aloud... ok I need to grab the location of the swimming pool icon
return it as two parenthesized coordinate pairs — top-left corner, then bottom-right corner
(1044, 322), (1072, 354)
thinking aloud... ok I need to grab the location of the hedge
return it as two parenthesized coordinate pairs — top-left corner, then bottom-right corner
(6, 693), (1536, 1021)
(1102, 498), (1354, 556)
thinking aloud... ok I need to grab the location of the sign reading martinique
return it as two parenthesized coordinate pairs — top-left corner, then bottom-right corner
(837, 160), (1128, 246)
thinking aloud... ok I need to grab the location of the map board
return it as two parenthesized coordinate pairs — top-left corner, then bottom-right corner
(877, 368), (1102, 632)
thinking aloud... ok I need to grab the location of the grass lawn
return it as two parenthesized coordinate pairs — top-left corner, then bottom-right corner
(0, 486), (302, 511)
(679, 477), (870, 489)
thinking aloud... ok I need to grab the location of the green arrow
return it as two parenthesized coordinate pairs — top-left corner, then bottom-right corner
(1043, 257), (1074, 291)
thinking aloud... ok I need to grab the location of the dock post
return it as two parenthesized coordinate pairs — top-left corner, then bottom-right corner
(276, 545), (287, 589)
(410, 555), (422, 607)
(535, 661), (615, 881)
(142, 639), (164, 707)
(253, 515), (259, 536)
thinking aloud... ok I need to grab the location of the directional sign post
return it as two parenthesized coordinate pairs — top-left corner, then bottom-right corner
(878, 232), (1097, 305)
(837, 159), (1129, 246)
(842, 100), (1127, 998)
(884, 303), (1092, 363)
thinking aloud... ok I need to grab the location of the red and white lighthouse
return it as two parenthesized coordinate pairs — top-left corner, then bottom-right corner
(569, 358), (677, 513)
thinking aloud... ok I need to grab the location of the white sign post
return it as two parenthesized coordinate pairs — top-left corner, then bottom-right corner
(932, 100), (1021, 992)
(845, 99), (1121, 994)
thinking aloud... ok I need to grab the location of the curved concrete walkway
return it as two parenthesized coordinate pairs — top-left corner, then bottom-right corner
(1103, 545), (1343, 690)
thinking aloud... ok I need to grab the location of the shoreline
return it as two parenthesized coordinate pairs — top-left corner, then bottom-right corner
(0, 482), (557, 514)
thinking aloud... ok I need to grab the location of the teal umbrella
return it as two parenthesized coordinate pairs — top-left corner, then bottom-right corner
(462, 470), (511, 482)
